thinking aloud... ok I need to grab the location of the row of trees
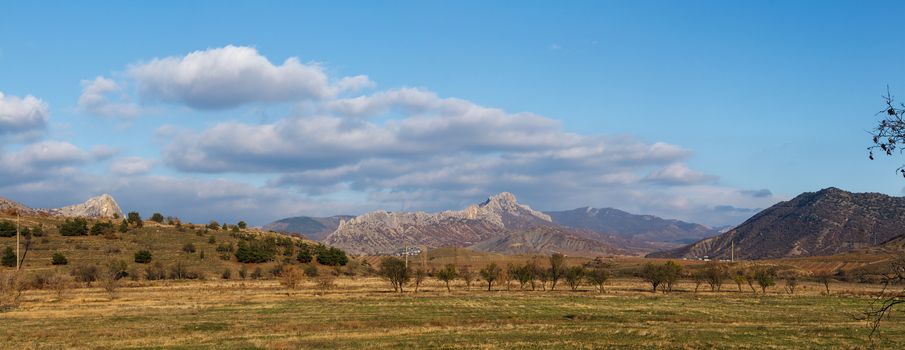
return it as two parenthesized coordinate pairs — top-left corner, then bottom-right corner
(378, 254), (611, 293)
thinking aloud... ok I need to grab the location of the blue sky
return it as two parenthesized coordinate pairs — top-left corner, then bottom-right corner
(1, 1), (904, 226)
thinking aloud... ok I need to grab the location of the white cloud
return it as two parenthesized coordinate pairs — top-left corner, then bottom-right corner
(126, 45), (371, 109)
(644, 163), (718, 185)
(78, 76), (141, 118)
(0, 91), (48, 137)
(109, 156), (154, 175)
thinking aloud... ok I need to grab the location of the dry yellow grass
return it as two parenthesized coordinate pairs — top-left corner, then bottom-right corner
(2, 276), (903, 349)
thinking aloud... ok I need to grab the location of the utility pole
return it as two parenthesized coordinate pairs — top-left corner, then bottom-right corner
(16, 212), (21, 271)
(404, 243), (409, 269)
(731, 241), (735, 263)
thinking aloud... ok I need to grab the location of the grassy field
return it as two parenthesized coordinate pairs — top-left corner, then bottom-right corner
(2, 277), (903, 349)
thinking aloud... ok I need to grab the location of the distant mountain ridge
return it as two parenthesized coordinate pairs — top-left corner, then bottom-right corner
(323, 192), (560, 255)
(0, 194), (123, 219)
(545, 207), (719, 244)
(648, 187), (905, 260)
(262, 215), (353, 241)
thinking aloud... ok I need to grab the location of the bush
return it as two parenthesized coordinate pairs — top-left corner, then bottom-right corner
(127, 212), (143, 228)
(250, 267), (263, 280)
(2, 247), (17, 267)
(90, 221), (115, 236)
(118, 220), (129, 233)
(182, 243), (196, 253)
(221, 268), (232, 280)
(237, 221), (247, 229)
(134, 250), (152, 264)
(316, 247), (349, 266)
(303, 264), (319, 277)
(59, 218), (89, 236)
(234, 239), (276, 263)
(238, 265), (248, 279)
(0, 221), (15, 237)
(207, 221), (220, 230)
(150, 213), (164, 223)
(31, 226), (44, 237)
(208, 236), (216, 244)
(279, 266), (304, 289)
(144, 262), (167, 280)
(51, 252), (68, 265)
(297, 250), (312, 263)
(70, 264), (99, 285)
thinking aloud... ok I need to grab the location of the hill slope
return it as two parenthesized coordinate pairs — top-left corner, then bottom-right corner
(468, 226), (626, 256)
(649, 187), (905, 260)
(263, 215), (353, 241)
(545, 207), (719, 243)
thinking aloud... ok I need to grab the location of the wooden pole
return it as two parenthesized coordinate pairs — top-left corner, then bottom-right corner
(16, 212), (20, 271)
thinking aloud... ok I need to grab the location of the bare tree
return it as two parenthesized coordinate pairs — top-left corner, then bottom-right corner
(436, 264), (458, 292)
(549, 253), (566, 291)
(703, 261), (728, 292)
(815, 274), (833, 294)
(413, 267), (427, 293)
(461, 266), (475, 291)
(862, 254), (905, 337)
(479, 263), (502, 291)
(379, 257), (410, 293)
(868, 89), (905, 177)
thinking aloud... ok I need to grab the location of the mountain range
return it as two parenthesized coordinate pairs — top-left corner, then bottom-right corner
(648, 187), (905, 260)
(267, 193), (723, 255)
(0, 194), (123, 219)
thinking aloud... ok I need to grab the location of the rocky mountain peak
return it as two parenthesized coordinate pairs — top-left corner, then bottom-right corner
(48, 194), (124, 219)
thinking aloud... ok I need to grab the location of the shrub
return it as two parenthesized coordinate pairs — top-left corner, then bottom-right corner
(1, 247), (16, 267)
(90, 221), (115, 236)
(303, 264), (319, 277)
(51, 252), (68, 265)
(754, 266), (777, 293)
(70, 264), (99, 286)
(279, 266), (304, 289)
(234, 239), (276, 263)
(127, 212), (143, 228)
(0, 221), (15, 237)
(134, 250), (152, 264)
(316, 247), (349, 266)
(182, 243), (196, 253)
(208, 236), (216, 244)
(296, 250), (313, 264)
(31, 226), (44, 237)
(207, 221), (220, 230)
(314, 276), (336, 295)
(221, 268), (232, 280)
(250, 267), (263, 280)
(59, 218), (89, 236)
(118, 220), (129, 233)
(238, 265), (248, 279)
(150, 213), (164, 223)
(144, 262), (167, 280)
(237, 221), (247, 229)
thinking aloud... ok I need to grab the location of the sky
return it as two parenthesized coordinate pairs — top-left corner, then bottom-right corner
(1, 1), (904, 227)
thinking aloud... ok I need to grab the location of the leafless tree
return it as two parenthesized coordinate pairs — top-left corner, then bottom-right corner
(868, 88), (905, 177)
(861, 254), (905, 338)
